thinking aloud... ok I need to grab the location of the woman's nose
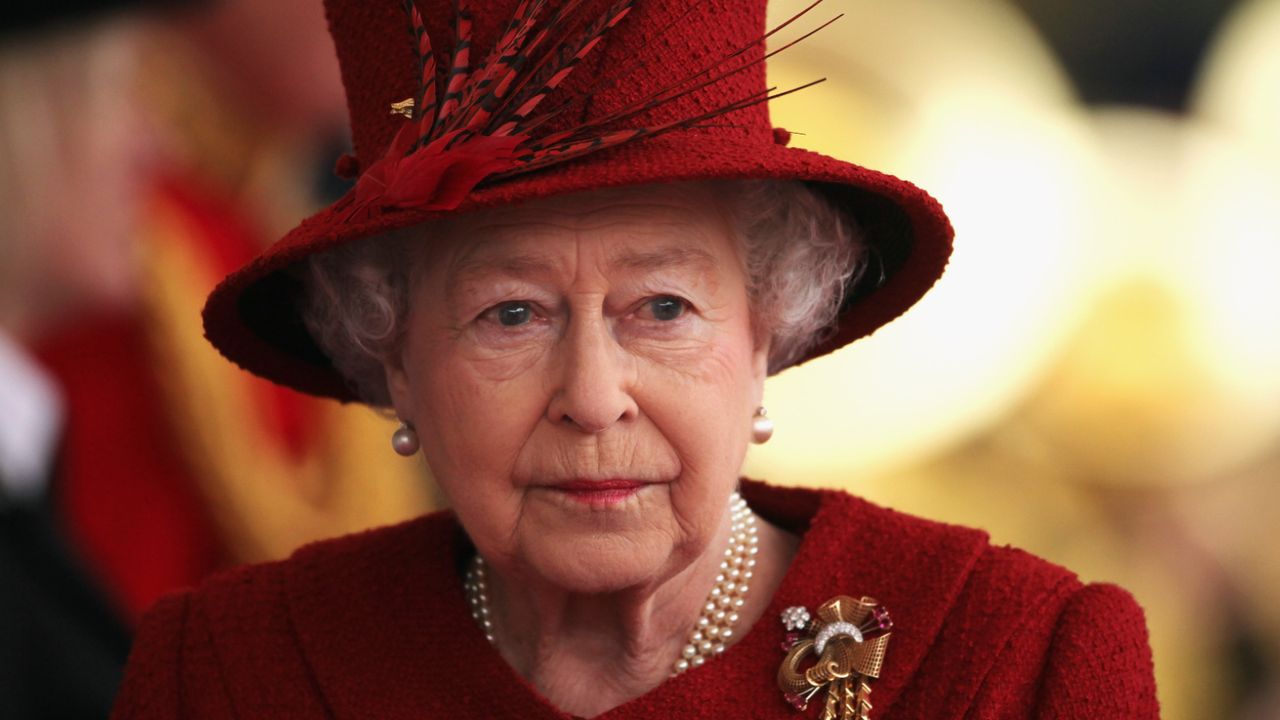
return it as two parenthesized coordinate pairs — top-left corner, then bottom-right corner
(546, 315), (638, 433)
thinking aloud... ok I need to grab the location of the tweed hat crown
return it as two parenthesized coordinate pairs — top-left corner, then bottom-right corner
(201, 0), (954, 402)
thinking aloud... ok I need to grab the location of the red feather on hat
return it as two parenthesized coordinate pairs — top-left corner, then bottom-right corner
(339, 0), (836, 222)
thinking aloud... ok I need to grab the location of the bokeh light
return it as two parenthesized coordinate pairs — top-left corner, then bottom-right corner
(751, 0), (1102, 487)
(749, 1), (1280, 717)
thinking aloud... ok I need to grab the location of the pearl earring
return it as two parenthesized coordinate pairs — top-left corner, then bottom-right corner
(391, 421), (419, 456)
(751, 406), (774, 444)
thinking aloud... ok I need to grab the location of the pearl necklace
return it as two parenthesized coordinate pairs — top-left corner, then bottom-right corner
(463, 491), (759, 676)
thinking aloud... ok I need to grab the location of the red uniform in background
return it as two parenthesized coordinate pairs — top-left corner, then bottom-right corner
(36, 170), (432, 623)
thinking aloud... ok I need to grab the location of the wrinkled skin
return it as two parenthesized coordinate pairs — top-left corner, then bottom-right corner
(384, 183), (796, 716)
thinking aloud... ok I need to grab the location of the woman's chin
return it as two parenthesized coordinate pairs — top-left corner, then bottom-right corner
(520, 537), (677, 595)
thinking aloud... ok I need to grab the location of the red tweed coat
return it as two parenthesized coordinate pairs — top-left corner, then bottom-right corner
(111, 481), (1159, 718)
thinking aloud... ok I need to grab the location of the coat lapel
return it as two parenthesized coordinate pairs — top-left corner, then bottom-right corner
(739, 481), (990, 717)
(282, 512), (570, 719)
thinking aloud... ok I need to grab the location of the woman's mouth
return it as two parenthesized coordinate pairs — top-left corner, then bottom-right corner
(549, 479), (649, 506)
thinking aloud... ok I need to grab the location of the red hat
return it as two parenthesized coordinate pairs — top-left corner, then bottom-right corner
(202, 0), (954, 402)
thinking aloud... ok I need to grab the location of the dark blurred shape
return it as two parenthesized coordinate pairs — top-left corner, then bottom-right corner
(1, 0), (207, 41)
(1224, 607), (1272, 719)
(314, 131), (358, 204)
(1013, 0), (1241, 109)
(0, 480), (131, 718)
(0, 2), (204, 717)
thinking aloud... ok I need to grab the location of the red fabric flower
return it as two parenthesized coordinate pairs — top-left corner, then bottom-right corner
(345, 127), (525, 220)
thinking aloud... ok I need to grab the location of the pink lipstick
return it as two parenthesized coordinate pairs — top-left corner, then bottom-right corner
(550, 479), (647, 505)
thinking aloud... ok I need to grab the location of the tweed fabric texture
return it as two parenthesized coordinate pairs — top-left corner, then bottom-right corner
(112, 481), (1159, 718)
(200, 0), (955, 402)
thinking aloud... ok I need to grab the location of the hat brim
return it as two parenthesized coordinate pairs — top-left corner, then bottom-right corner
(202, 134), (952, 402)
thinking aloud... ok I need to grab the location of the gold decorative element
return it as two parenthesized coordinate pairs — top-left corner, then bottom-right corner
(778, 596), (892, 720)
(389, 97), (416, 117)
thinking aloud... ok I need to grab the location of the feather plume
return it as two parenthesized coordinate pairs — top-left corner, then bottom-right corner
(338, 0), (836, 221)
(405, 0), (438, 124)
(433, 0), (473, 133)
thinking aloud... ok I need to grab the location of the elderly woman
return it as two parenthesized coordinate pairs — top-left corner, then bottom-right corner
(112, 0), (1158, 718)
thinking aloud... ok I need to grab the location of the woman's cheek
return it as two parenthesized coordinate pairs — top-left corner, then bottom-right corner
(421, 372), (534, 493)
(408, 333), (542, 462)
(620, 315), (717, 367)
(633, 323), (753, 388)
(454, 325), (555, 383)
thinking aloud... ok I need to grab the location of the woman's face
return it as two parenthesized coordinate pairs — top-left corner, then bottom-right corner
(385, 183), (768, 593)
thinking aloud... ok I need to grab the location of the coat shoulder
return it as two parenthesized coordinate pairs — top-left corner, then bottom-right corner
(848, 499), (1157, 718)
(179, 510), (452, 605)
(1031, 581), (1159, 717)
(775, 485), (1155, 717)
(113, 513), (452, 719)
(815, 486), (1085, 604)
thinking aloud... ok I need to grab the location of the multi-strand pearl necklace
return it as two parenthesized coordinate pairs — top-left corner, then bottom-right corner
(462, 491), (759, 676)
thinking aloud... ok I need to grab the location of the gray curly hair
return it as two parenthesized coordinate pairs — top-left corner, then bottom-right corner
(301, 180), (866, 407)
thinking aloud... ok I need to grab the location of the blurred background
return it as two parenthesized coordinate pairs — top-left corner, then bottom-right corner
(754, 1), (1280, 718)
(0, 0), (1275, 717)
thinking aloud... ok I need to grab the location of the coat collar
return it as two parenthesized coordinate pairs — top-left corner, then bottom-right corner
(282, 481), (989, 718)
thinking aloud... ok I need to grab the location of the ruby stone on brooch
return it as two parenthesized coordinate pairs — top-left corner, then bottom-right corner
(776, 596), (893, 720)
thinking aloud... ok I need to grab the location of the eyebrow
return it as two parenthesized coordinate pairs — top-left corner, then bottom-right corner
(451, 251), (560, 282)
(449, 244), (721, 285)
(608, 245), (720, 275)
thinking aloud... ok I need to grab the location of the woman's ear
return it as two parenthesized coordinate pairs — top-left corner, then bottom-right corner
(750, 340), (770, 405)
(752, 340), (770, 383)
(382, 348), (414, 421)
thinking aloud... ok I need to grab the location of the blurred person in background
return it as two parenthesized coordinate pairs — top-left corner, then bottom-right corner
(32, 0), (435, 636)
(0, 4), (160, 716)
(2, 0), (436, 715)
(126, 0), (435, 568)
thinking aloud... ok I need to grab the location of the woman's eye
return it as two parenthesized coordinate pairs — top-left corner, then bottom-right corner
(644, 296), (687, 321)
(493, 301), (533, 326)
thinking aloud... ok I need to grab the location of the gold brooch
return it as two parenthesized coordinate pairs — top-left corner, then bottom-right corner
(777, 596), (893, 720)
